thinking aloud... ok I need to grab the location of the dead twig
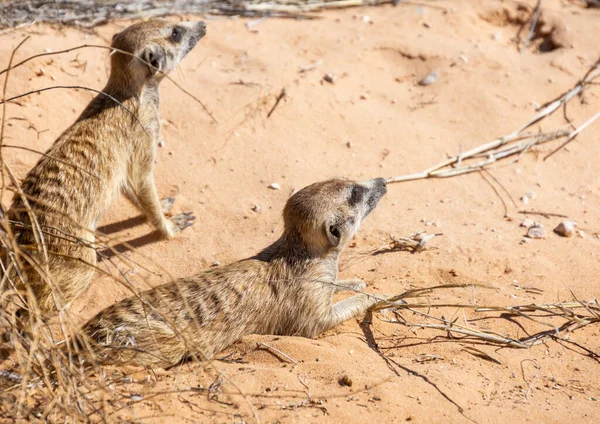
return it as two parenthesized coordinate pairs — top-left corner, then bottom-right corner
(387, 58), (600, 183)
(518, 0), (542, 53)
(257, 342), (297, 364)
(518, 210), (568, 218)
(266, 88), (286, 119)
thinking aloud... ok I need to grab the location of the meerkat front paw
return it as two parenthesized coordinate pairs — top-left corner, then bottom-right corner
(164, 212), (195, 238)
(335, 279), (367, 292)
(160, 197), (175, 214)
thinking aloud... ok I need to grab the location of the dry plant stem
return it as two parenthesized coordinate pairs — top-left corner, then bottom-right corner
(1, 37), (50, 272)
(373, 287), (599, 349)
(387, 59), (600, 184)
(0, 43), (217, 124)
(0, 84), (149, 136)
(519, 0), (542, 53)
(258, 342), (298, 364)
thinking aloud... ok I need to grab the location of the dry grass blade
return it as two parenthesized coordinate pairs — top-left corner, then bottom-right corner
(370, 283), (495, 309)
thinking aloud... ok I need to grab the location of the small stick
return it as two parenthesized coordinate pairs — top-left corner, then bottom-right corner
(544, 108), (600, 160)
(518, 210), (568, 218)
(519, 0), (542, 54)
(266, 88), (286, 118)
(257, 342), (297, 364)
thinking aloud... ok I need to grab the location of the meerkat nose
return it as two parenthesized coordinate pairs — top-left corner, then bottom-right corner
(375, 177), (387, 187)
(198, 21), (207, 31)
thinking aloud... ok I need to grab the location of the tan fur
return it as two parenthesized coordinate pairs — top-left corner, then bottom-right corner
(83, 178), (388, 368)
(5, 20), (206, 314)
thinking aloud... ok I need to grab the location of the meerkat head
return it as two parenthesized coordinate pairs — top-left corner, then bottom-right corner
(283, 178), (387, 256)
(110, 19), (206, 84)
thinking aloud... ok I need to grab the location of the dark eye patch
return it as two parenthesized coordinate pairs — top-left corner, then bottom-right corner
(348, 185), (366, 206)
(171, 27), (183, 43)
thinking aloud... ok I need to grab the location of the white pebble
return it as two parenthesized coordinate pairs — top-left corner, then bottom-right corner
(268, 183), (281, 190)
(527, 223), (546, 239)
(419, 71), (439, 86)
(554, 221), (575, 238)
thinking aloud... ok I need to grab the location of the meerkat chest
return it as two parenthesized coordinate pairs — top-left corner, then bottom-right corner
(139, 91), (162, 140)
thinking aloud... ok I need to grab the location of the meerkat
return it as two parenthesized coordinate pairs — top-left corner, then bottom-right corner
(4, 20), (206, 314)
(82, 177), (390, 368)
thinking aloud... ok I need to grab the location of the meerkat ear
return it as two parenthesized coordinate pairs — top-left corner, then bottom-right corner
(142, 45), (165, 75)
(325, 219), (342, 247)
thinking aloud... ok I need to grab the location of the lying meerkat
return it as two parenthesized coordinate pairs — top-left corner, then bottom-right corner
(82, 178), (389, 368)
(5, 20), (206, 314)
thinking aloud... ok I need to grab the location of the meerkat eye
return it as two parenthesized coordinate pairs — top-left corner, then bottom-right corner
(330, 226), (340, 238)
(171, 27), (183, 43)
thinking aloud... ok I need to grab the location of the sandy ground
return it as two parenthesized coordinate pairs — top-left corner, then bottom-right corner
(1, 0), (600, 422)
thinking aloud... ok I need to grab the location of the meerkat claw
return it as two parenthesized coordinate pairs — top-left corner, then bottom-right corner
(170, 212), (195, 231)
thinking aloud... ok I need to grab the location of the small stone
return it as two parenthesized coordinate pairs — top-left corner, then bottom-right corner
(268, 183), (281, 190)
(554, 221), (575, 237)
(577, 230), (585, 238)
(526, 191), (537, 200)
(520, 196), (529, 205)
(362, 15), (371, 23)
(459, 55), (468, 63)
(158, 139), (166, 148)
(520, 218), (534, 229)
(493, 31), (502, 41)
(419, 71), (439, 86)
(346, 141), (353, 148)
(251, 203), (261, 213)
(527, 223), (546, 239)
(211, 261), (220, 267)
(339, 375), (353, 387)
(323, 73), (335, 84)
(129, 394), (143, 401)
(520, 238), (530, 244)
(360, 94), (368, 100)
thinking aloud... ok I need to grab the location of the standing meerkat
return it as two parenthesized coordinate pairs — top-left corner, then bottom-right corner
(5, 20), (206, 314)
(82, 178), (390, 368)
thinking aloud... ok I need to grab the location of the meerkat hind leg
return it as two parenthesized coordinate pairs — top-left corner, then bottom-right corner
(124, 188), (176, 215)
(128, 175), (194, 238)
